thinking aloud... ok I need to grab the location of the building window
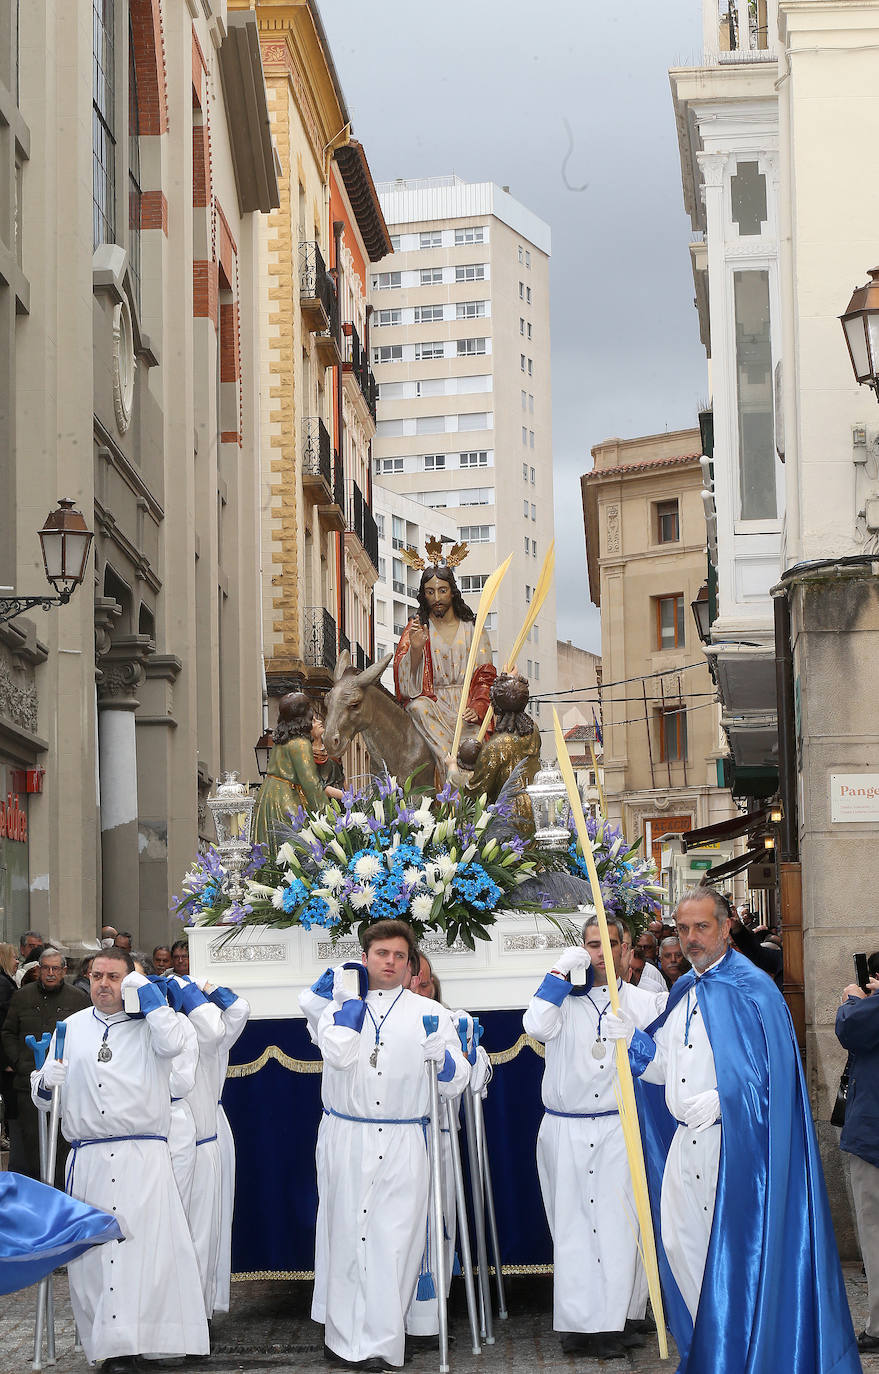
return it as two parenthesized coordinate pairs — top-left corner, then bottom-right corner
(532, 540), (537, 558)
(519, 281), (524, 299)
(377, 457), (404, 474)
(529, 394), (534, 412)
(458, 412), (489, 431)
(524, 536), (530, 554)
(520, 354), (526, 372)
(420, 267), (443, 286)
(534, 661), (540, 680)
(414, 304), (444, 324)
(455, 226), (485, 244)
(531, 503), (536, 521)
(416, 415), (444, 435)
(529, 430), (535, 448)
(459, 450), (488, 468)
(459, 525), (493, 542)
(658, 706), (687, 762)
(456, 300), (486, 318)
(460, 574), (488, 593)
(656, 594), (685, 650)
(527, 322), (532, 339)
(484, 612), (497, 631)
(374, 309), (402, 328)
(523, 499), (529, 518)
(525, 586), (532, 604)
(376, 514), (385, 538)
(420, 230), (442, 248)
(522, 462), (528, 480)
(655, 499), (680, 543)
(415, 341), (444, 361)
(127, 17), (142, 310)
(734, 269), (776, 520)
(533, 623), (538, 643)
(527, 358), (533, 376)
(520, 317), (525, 335)
(457, 337), (487, 356)
(526, 250), (531, 268)
(389, 234), (401, 251)
(518, 245), (524, 263)
(526, 286), (532, 304)
(93, 0), (116, 249)
(456, 263), (486, 282)
(392, 516), (405, 545)
(374, 345), (403, 364)
(527, 659), (532, 676)
(522, 427), (528, 445)
(530, 466), (535, 484)
(461, 488), (492, 506)
(372, 271), (402, 289)
(521, 390), (527, 410)
(423, 454), (445, 471)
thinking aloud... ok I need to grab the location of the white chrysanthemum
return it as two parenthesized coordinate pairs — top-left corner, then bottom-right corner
(410, 893), (433, 921)
(271, 887), (286, 910)
(347, 810), (369, 831)
(322, 894), (340, 922)
(350, 884), (376, 911)
(311, 816), (334, 836)
(354, 853), (382, 881)
(403, 865), (425, 888)
(320, 865), (344, 892)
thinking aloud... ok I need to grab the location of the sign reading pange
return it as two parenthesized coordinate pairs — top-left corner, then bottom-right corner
(830, 774), (879, 823)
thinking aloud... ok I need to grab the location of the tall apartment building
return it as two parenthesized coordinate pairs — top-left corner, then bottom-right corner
(369, 177), (558, 751)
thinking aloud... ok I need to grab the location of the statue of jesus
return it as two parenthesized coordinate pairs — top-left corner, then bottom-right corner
(393, 560), (495, 784)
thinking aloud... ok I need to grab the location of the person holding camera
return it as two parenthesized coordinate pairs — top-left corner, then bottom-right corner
(836, 952), (879, 1354)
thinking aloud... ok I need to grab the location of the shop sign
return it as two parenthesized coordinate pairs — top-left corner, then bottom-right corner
(830, 773), (879, 824)
(0, 792), (27, 842)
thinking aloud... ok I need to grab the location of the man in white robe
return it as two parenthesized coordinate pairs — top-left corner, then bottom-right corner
(32, 948), (208, 1372)
(207, 981), (250, 1313)
(314, 920), (469, 1370)
(523, 918), (666, 1360)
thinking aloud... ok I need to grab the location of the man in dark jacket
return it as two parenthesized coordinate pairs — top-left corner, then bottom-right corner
(1, 950), (88, 1182)
(836, 952), (879, 1355)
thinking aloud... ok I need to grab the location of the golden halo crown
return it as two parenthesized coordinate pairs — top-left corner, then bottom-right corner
(399, 536), (469, 571)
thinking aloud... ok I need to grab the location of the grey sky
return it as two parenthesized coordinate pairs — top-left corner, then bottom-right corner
(320, 0), (707, 653)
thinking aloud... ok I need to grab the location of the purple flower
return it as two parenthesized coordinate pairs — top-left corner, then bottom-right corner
(436, 782), (459, 805)
(288, 805), (308, 828)
(377, 773), (400, 801)
(226, 901), (253, 925)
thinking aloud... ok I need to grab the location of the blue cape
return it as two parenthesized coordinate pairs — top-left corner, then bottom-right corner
(0, 1172), (123, 1295)
(635, 949), (860, 1374)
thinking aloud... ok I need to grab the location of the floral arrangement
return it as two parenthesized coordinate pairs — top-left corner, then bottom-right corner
(566, 815), (665, 936)
(172, 777), (552, 949)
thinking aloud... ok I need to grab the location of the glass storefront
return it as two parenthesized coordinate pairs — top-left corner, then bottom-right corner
(0, 760), (30, 945)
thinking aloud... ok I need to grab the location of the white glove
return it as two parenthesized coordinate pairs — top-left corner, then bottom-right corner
(552, 946), (591, 978)
(603, 1008), (636, 1046)
(422, 1030), (448, 1065)
(470, 1045), (492, 1096)
(332, 965), (360, 1004)
(682, 1089), (720, 1133)
(42, 1058), (67, 1089)
(120, 971), (149, 993)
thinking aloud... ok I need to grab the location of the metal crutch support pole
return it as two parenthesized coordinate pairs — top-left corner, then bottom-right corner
(423, 1015), (449, 1374)
(449, 1041), (481, 1355)
(473, 1083), (508, 1320)
(25, 1033), (52, 1372)
(461, 1065), (494, 1344)
(43, 1020), (67, 1366)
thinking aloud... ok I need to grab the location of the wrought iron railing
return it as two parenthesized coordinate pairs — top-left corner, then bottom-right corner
(302, 417), (332, 487)
(299, 240), (339, 338)
(339, 630), (351, 658)
(303, 606), (337, 672)
(346, 480), (379, 571)
(343, 322), (377, 419)
(355, 643), (370, 672)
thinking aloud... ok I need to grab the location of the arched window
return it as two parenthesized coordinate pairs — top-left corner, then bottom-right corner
(92, 0), (116, 249)
(128, 12), (142, 309)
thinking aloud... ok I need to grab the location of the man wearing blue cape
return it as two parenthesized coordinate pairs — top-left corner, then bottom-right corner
(605, 886), (861, 1374)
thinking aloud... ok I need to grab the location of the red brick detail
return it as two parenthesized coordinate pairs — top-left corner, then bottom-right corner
(193, 125), (211, 208)
(220, 431), (241, 447)
(130, 0), (168, 136)
(220, 302), (240, 383)
(192, 26), (207, 105)
(193, 260), (218, 325)
(141, 190), (168, 234)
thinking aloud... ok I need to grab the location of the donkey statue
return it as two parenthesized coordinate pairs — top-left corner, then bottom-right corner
(323, 651), (437, 788)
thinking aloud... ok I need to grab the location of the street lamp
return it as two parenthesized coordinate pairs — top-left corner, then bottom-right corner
(253, 728), (274, 779)
(840, 268), (879, 397)
(691, 584), (711, 645)
(0, 499), (94, 626)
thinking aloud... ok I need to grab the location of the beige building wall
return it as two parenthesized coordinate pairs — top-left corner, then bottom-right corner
(582, 429), (737, 870)
(1, 1), (277, 952)
(370, 178), (559, 751)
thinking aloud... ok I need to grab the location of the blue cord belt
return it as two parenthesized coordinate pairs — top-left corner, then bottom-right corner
(69, 1133), (168, 1148)
(196, 1133), (218, 1146)
(323, 1106), (429, 1127)
(544, 1107), (618, 1119)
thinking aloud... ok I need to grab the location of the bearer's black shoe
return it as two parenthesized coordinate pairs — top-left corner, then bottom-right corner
(361, 1360), (391, 1372)
(858, 1330), (879, 1352)
(626, 1315), (656, 1334)
(559, 1331), (591, 1354)
(100, 1360), (137, 1374)
(592, 1332), (627, 1359)
(618, 1326), (646, 1348)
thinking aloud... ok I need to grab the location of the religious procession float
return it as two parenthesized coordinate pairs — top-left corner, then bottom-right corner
(180, 539), (664, 1280)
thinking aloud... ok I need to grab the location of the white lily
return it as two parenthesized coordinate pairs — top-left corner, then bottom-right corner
(474, 811), (490, 833)
(373, 800), (385, 823)
(460, 844), (477, 866)
(276, 841), (298, 867)
(329, 839), (347, 863)
(434, 855), (457, 881)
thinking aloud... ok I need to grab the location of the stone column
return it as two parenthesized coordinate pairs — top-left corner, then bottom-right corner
(96, 637), (151, 941)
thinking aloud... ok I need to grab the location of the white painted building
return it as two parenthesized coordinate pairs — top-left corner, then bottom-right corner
(369, 176), (559, 751)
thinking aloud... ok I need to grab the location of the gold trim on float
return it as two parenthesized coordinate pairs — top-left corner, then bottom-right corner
(232, 1264), (553, 1281)
(226, 1034), (545, 1079)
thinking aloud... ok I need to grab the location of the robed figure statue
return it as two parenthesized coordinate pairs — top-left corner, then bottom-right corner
(393, 545), (495, 784)
(253, 692), (342, 856)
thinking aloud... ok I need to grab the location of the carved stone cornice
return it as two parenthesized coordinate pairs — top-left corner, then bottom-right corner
(94, 597), (122, 662)
(0, 639), (39, 735)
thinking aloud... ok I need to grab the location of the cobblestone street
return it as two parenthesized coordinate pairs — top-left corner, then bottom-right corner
(1, 1270), (876, 1374)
